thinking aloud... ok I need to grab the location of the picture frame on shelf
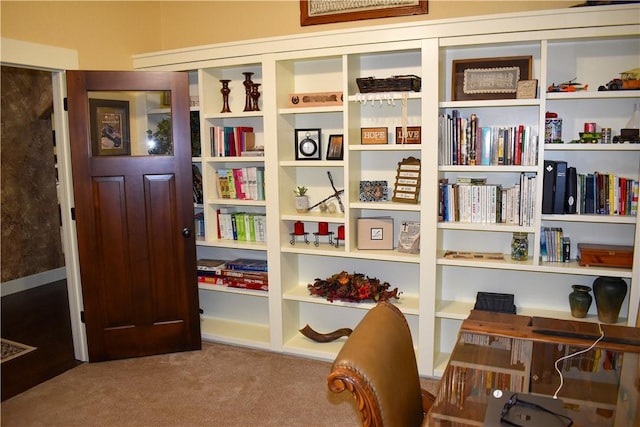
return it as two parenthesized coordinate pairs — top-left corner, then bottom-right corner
(359, 180), (388, 202)
(516, 79), (538, 99)
(295, 128), (321, 160)
(326, 134), (344, 160)
(89, 99), (131, 156)
(300, 0), (428, 26)
(361, 127), (388, 144)
(451, 56), (532, 101)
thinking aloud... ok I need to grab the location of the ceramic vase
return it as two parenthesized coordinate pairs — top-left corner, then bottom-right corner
(295, 195), (309, 213)
(593, 276), (627, 323)
(568, 285), (592, 318)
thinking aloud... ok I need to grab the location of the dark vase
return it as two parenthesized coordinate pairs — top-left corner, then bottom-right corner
(592, 276), (627, 323)
(568, 285), (592, 318)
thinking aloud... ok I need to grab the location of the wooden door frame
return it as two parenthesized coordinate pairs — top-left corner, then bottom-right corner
(1, 38), (88, 361)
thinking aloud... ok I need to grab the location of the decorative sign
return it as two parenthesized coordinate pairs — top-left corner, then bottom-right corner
(288, 92), (343, 107)
(392, 157), (421, 204)
(395, 126), (421, 144)
(361, 127), (388, 144)
(516, 79), (538, 99)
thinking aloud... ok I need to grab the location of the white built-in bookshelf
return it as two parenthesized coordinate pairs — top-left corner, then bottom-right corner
(134, 4), (640, 376)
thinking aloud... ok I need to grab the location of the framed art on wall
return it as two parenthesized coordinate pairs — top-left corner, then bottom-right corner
(300, 0), (428, 26)
(89, 99), (130, 156)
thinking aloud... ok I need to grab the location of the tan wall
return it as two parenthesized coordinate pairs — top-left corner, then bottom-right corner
(2, 1), (578, 70)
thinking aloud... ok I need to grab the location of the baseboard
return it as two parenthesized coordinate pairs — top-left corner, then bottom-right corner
(1, 267), (67, 297)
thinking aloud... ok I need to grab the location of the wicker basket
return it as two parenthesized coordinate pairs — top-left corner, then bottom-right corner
(356, 75), (421, 93)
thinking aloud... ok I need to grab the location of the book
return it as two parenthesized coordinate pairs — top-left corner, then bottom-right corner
(197, 259), (227, 272)
(552, 160), (567, 214)
(565, 166), (577, 214)
(225, 258), (268, 272)
(542, 160), (557, 214)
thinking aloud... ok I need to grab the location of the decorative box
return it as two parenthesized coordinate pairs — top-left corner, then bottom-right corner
(288, 92), (343, 107)
(357, 217), (393, 250)
(577, 243), (634, 269)
(356, 75), (421, 93)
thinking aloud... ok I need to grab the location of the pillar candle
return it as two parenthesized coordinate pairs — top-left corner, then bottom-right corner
(318, 222), (328, 235)
(294, 221), (305, 235)
(337, 225), (345, 240)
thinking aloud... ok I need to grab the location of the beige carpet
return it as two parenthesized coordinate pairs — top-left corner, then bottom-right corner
(1, 341), (439, 426)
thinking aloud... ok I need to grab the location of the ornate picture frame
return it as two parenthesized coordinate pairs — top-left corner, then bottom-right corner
(300, 0), (428, 26)
(451, 56), (532, 101)
(89, 99), (131, 156)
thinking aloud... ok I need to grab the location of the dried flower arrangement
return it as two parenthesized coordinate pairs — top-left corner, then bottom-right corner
(307, 271), (400, 303)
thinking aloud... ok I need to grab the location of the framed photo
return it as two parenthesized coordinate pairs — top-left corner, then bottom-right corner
(326, 134), (344, 160)
(359, 180), (388, 202)
(516, 79), (538, 99)
(451, 56), (532, 101)
(395, 126), (421, 144)
(295, 128), (321, 160)
(361, 127), (388, 145)
(300, 0), (427, 26)
(89, 99), (130, 156)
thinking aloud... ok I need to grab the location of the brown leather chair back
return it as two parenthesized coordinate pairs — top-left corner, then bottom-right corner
(327, 301), (433, 427)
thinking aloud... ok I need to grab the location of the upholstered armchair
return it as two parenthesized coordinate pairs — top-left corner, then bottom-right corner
(327, 301), (435, 427)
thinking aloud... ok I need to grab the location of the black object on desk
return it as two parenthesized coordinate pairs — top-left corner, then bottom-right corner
(483, 389), (572, 427)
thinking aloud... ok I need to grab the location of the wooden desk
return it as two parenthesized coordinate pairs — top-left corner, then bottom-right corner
(425, 311), (640, 427)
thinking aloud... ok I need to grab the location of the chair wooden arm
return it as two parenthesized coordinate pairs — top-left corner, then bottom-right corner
(327, 301), (427, 427)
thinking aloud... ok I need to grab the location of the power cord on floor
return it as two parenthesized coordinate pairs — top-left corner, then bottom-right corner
(552, 322), (605, 399)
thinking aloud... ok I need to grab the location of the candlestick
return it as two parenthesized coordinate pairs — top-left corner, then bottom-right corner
(318, 222), (329, 235)
(337, 225), (345, 240)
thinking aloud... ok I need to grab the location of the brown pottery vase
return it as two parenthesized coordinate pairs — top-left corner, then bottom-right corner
(592, 276), (627, 323)
(568, 285), (592, 318)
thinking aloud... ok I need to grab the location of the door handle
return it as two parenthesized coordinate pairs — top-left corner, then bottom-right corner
(182, 227), (192, 238)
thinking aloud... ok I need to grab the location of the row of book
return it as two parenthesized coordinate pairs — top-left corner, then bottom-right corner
(216, 208), (267, 242)
(214, 167), (265, 200)
(543, 160), (639, 216)
(210, 126), (263, 157)
(438, 174), (536, 226)
(197, 258), (268, 291)
(438, 112), (538, 166)
(540, 226), (569, 262)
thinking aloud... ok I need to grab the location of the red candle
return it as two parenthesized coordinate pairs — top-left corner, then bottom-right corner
(337, 225), (345, 240)
(318, 222), (328, 235)
(294, 221), (305, 235)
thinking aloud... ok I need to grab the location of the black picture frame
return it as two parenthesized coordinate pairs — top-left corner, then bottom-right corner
(451, 56), (532, 101)
(89, 99), (131, 156)
(326, 134), (344, 160)
(295, 128), (321, 160)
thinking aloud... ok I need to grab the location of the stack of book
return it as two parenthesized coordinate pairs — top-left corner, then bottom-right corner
(214, 167), (265, 200)
(210, 126), (263, 157)
(197, 258), (268, 291)
(543, 160), (639, 216)
(216, 208), (267, 242)
(438, 112), (538, 166)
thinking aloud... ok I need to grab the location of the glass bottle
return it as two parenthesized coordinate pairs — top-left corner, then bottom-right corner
(511, 232), (529, 261)
(625, 102), (640, 129)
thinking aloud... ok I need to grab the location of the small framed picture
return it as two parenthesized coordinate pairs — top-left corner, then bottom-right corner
(359, 180), (388, 202)
(326, 134), (344, 160)
(89, 99), (131, 156)
(361, 127), (388, 145)
(295, 128), (321, 160)
(516, 79), (538, 99)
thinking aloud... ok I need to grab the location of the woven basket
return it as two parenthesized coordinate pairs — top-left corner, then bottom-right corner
(356, 75), (421, 93)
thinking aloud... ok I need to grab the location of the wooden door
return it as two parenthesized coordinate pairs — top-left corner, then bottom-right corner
(66, 71), (200, 361)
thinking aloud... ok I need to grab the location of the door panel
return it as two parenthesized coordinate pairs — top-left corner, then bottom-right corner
(66, 71), (200, 361)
